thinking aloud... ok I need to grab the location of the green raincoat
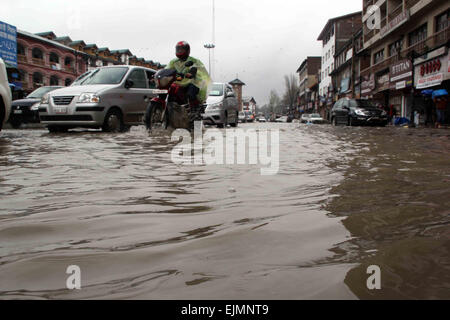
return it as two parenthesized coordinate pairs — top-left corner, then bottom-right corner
(166, 56), (212, 103)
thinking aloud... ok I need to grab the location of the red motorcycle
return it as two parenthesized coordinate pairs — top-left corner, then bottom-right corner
(145, 61), (205, 131)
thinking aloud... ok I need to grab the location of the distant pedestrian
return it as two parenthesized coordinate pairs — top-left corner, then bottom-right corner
(434, 96), (448, 128)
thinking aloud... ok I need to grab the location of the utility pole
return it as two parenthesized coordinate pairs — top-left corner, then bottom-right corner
(204, 44), (215, 76)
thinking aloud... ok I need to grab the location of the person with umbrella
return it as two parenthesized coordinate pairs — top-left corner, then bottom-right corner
(433, 89), (448, 128)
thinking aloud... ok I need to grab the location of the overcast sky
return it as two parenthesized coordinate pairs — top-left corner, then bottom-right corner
(2, 0), (362, 105)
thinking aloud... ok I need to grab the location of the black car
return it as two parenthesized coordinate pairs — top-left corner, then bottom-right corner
(9, 86), (63, 128)
(331, 98), (388, 127)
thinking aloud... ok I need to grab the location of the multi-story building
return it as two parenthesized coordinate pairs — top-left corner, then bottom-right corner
(361, 0), (449, 121)
(296, 56), (321, 114)
(317, 11), (363, 118)
(15, 30), (89, 93)
(243, 97), (257, 114)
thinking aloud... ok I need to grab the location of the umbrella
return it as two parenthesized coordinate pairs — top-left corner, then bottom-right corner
(432, 89), (448, 99)
(421, 89), (434, 96)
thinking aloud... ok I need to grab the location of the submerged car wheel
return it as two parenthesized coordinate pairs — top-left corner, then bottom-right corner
(103, 109), (124, 133)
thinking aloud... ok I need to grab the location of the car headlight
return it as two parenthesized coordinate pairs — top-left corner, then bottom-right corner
(41, 94), (49, 104)
(78, 93), (100, 104)
(31, 102), (41, 111)
(355, 109), (366, 116)
(381, 110), (387, 116)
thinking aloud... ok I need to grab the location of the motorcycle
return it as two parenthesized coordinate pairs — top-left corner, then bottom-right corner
(145, 61), (205, 131)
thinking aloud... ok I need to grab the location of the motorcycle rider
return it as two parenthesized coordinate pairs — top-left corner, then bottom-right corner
(166, 41), (211, 110)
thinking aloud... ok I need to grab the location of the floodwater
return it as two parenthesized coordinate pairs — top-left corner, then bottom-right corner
(0, 123), (449, 300)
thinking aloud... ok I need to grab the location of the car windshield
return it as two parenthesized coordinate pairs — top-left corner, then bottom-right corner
(311, 114), (321, 118)
(209, 84), (224, 96)
(80, 67), (129, 85)
(351, 99), (378, 109)
(72, 70), (94, 86)
(28, 87), (60, 98)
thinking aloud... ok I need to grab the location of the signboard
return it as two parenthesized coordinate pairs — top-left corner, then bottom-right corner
(390, 59), (413, 90)
(377, 73), (390, 92)
(414, 48), (449, 89)
(361, 73), (375, 95)
(0, 21), (17, 68)
(380, 10), (410, 38)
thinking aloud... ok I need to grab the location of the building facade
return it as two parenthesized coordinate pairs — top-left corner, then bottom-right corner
(317, 12), (363, 119)
(361, 0), (449, 122)
(296, 56), (321, 114)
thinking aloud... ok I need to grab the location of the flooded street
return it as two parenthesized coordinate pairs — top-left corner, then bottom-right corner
(0, 123), (449, 300)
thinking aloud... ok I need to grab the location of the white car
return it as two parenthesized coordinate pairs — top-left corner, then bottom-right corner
(309, 113), (325, 124)
(258, 117), (267, 122)
(0, 58), (12, 132)
(275, 116), (288, 123)
(300, 114), (310, 123)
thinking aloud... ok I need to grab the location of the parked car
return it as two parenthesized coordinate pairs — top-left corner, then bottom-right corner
(9, 86), (63, 128)
(203, 82), (239, 128)
(0, 58), (11, 132)
(238, 111), (246, 123)
(39, 65), (157, 133)
(275, 116), (288, 123)
(301, 114), (311, 123)
(331, 98), (388, 127)
(257, 116), (267, 122)
(309, 113), (325, 124)
(245, 111), (255, 123)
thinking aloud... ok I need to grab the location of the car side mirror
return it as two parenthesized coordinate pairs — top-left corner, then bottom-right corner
(125, 79), (134, 89)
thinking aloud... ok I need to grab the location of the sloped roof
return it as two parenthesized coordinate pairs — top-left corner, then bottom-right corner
(55, 36), (73, 42)
(35, 31), (56, 38)
(229, 78), (246, 86)
(85, 44), (98, 49)
(317, 11), (361, 41)
(70, 40), (86, 47)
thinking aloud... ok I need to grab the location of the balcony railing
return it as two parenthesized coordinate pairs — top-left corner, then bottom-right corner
(388, 3), (403, 22)
(17, 55), (27, 63)
(405, 0), (420, 10)
(32, 58), (45, 66)
(360, 26), (449, 77)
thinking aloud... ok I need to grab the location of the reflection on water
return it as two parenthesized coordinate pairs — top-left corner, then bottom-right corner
(0, 125), (448, 299)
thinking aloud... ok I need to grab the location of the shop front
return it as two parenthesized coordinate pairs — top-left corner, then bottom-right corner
(389, 59), (414, 119)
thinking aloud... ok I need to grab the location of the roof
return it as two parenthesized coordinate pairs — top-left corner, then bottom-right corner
(111, 49), (132, 55)
(35, 31), (56, 38)
(54, 36), (73, 42)
(98, 47), (110, 52)
(70, 40), (86, 47)
(296, 56), (321, 73)
(229, 78), (246, 86)
(85, 44), (98, 49)
(243, 97), (256, 103)
(317, 11), (361, 41)
(18, 30), (89, 57)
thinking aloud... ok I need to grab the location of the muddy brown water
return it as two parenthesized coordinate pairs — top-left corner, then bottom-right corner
(0, 124), (449, 299)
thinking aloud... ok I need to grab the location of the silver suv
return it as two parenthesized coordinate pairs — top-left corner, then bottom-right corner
(203, 83), (239, 128)
(39, 65), (157, 132)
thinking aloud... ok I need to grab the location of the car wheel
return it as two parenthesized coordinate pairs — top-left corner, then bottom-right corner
(48, 126), (68, 133)
(103, 109), (124, 133)
(10, 118), (22, 129)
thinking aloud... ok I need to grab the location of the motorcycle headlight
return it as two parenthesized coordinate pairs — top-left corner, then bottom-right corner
(41, 94), (49, 104)
(78, 93), (100, 104)
(355, 109), (366, 116)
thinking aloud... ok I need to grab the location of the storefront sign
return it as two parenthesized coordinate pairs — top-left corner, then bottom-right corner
(414, 47), (449, 89)
(380, 10), (410, 38)
(361, 73), (375, 95)
(377, 73), (390, 92)
(416, 73), (444, 89)
(390, 59), (413, 90)
(0, 21), (17, 68)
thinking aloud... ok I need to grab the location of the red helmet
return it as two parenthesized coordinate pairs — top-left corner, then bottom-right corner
(176, 41), (190, 60)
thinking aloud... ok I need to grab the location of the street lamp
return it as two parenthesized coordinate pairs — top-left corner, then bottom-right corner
(204, 43), (215, 76)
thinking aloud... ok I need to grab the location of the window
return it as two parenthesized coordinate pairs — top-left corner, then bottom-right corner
(65, 78), (72, 86)
(436, 10), (449, 32)
(17, 43), (25, 56)
(33, 72), (43, 85)
(65, 57), (73, 66)
(389, 39), (403, 56)
(32, 48), (43, 59)
(127, 69), (147, 88)
(374, 49), (385, 64)
(49, 52), (59, 64)
(146, 70), (156, 88)
(50, 75), (59, 86)
(408, 24), (427, 46)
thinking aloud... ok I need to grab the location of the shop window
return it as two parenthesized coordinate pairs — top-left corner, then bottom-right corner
(408, 24), (427, 47)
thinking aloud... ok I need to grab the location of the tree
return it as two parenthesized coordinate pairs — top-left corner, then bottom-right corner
(282, 74), (299, 114)
(268, 90), (281, 115)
